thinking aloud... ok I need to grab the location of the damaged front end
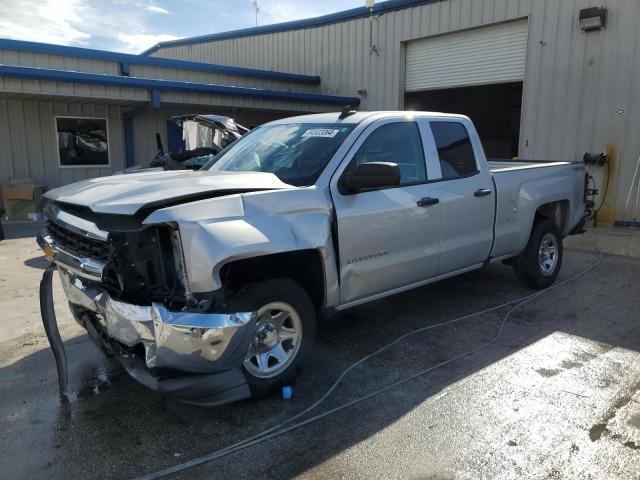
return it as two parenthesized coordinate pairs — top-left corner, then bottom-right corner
(37, 201), (257, 406)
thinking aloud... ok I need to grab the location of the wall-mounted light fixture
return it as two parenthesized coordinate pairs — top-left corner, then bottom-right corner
(579, 7), (606, 32)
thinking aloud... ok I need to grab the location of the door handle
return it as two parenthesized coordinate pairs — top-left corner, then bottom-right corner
(474, 188), (492, 197)
(417, 197), (439, 207)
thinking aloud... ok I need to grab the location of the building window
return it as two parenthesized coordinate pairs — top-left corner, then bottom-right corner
(56, 117), (110, 167)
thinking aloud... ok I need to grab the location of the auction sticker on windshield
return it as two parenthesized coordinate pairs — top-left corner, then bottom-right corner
(302, 128), (340, 138)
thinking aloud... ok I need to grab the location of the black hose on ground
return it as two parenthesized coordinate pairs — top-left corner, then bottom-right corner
(40, 265), (71, 402)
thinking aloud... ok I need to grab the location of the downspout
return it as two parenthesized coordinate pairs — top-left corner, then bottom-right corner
(123, 112), (136, 168)
(122, 90), (161, 167)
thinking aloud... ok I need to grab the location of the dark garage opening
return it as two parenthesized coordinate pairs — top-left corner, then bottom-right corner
(404, 81), (523, 159)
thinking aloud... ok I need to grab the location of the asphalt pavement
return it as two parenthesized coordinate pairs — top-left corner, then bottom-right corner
(1, 225), (639, 479)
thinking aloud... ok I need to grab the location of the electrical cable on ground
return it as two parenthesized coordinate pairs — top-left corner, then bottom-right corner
(138, 242), (604, 480)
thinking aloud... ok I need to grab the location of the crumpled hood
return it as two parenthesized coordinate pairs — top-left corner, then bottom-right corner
(44, 170), (293, 215)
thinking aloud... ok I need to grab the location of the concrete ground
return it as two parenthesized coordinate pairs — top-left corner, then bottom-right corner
(1, 223), (639, 480)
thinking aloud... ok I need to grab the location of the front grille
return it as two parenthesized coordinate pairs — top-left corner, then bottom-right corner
(47, 220), (111, 261)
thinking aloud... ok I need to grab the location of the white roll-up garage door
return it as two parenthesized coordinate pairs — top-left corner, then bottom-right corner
(405, 20), (528, 92)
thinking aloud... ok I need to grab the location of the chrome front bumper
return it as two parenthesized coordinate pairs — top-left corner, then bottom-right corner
(37, 218), (259, 405)
(58, 268), (257, 374)
(37, 230), (105, 282)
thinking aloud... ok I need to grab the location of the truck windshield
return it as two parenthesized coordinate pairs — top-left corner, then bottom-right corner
(203, 123), (355, 186)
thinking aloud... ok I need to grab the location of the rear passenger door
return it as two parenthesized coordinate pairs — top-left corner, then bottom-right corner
(331, 118), (442, 304)
(425, 120), (495, 274)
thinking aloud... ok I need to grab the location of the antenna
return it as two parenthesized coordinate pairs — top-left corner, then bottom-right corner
(252, 0), (259, 26)
(339, 105), (357, 119)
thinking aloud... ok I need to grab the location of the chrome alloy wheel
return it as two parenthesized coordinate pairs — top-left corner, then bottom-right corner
(538, 233), (559, 276)
(243, 302), (302, 379)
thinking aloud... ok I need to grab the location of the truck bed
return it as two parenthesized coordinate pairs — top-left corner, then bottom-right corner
(487, 158), (585, 261)
(487, 159), (576, 173)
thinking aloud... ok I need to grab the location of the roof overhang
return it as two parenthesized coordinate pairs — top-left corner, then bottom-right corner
(0, 64), (360, 106)
(0, 38), (320, 85)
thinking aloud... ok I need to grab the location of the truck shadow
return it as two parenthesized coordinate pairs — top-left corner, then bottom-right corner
(23, 255), (50, 269)
(2, 248), (639, 480)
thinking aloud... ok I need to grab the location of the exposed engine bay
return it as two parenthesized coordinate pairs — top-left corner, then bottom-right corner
(150, 114), (249, 170)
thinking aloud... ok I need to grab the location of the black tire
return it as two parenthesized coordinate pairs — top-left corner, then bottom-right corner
(226, 278), (316, 397)
(513, 220), (563, 289)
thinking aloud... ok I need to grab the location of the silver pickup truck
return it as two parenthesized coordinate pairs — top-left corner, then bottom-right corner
(38, 111), (587, 405)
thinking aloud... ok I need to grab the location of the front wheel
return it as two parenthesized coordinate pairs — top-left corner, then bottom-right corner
(513, 220), (563, 289)
(226, 278), (316, 397)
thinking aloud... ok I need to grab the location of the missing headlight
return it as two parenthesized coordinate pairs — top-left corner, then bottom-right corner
(102, 226), (187, 309)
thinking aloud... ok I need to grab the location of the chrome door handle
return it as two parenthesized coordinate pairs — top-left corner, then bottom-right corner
(474, 188), (492, 197)
(417, 197), (439, 207)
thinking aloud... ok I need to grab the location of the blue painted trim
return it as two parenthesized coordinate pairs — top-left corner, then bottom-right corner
(0, 64), (360, 105)
(119, 62), (130, 76)
(123, 114), (135, 167)
(123, 105), (148, 167)
(141, 0), (443, 54)
(150, 89), (161, 108)
(0, 38), (320, 85)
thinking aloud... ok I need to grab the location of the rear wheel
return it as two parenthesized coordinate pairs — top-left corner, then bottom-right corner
(513, 220), (563, 289)
(226, 278), (316, 397)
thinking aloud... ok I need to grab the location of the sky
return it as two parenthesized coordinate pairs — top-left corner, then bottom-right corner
(0, 0), (367, 54)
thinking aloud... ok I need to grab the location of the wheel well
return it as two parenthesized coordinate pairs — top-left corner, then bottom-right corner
(219, 250), (326, 311)
(534, 200), (569, 232)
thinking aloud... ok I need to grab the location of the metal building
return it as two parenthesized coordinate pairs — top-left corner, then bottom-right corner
(144, 0), (640, 225)
(0, 39), (357, 191)
(1, 0), (640, 226)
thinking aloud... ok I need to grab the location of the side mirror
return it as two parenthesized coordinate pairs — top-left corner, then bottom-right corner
(339, 161), (401, 194)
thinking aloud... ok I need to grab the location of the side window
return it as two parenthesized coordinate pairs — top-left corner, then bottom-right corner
(430, 122), (478, 179)
(352, 122), (427, 185)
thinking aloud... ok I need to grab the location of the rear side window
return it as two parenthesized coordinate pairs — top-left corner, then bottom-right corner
(430, 122), (478, 179)
(352, 122), (427, 185)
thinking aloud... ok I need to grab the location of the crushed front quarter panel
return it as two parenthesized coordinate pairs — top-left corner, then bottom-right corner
(143, 187), (340, 307)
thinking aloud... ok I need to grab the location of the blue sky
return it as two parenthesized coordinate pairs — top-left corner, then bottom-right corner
(0, 0), (366, 53)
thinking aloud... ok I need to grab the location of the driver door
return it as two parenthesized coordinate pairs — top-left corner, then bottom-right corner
(330, 118), (442, 305)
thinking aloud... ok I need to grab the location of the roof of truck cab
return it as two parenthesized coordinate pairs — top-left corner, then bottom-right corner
(265, 111), (470, 126)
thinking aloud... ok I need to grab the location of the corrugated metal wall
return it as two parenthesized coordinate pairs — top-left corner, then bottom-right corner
(152, 0), (640, 222)
(0, 50), (147, 102)
(0, 98), (316, 193)
(0, 46), (337, 198)
(0, 99), (125, 188)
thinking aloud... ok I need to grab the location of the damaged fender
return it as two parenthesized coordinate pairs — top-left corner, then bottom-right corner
(143, 187), (341, 307)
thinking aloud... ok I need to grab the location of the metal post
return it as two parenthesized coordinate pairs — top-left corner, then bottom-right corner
(252, 0), (259, 26)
